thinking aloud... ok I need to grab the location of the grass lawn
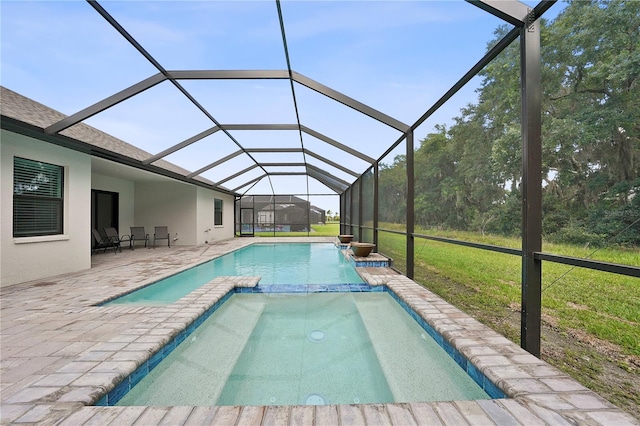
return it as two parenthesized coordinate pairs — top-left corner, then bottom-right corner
(254, 222), (340, 237)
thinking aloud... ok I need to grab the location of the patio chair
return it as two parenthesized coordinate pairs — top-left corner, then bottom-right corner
(130, 226), (149, 250)
(104, 227), (128, 252)
(92, 229), (118, 254)
(153, 226), (170, 248)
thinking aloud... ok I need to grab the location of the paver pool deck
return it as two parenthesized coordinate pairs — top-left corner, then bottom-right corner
(1, 237), (637, 425)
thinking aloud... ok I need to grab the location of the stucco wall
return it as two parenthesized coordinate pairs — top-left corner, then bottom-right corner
(92, 173), (135, 237)
(134, 181), (198, 246)
(1, 130), (91, 287)
(218, 193), (235, 240)
(196, 187), (234, 243)
(196, 187), (214, 245)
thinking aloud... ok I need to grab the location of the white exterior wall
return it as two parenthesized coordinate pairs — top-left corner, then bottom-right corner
(91, 173), (135, 236)
(196, 187), (214, 245)
(1, 130), (91, 287)
(196, 187), (234, 243)
(134, 181), (198, 246)
(217, 193), (235, 240)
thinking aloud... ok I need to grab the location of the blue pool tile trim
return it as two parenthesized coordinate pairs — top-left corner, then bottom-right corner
(98, 283), (503, 406)
(241, 283), (383, 293)
(99, 289), (233, 406)
(384, 288), (506, 399)
(348, 258), (391, 268)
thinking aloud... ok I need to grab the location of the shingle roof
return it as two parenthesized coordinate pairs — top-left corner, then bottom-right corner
(1, 85), (217, 187)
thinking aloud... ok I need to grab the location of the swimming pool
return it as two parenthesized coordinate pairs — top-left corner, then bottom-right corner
(114, 291), (491, 406)
(105, 243), (363, 305)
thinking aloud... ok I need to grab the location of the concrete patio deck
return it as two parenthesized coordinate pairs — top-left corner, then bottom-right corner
(1, 237), (637, 425)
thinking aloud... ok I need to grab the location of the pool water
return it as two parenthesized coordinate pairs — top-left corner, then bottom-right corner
(115, 292), (490, 406)
(105, 243), (363, 305)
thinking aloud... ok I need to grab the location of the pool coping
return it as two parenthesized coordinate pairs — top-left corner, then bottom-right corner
(1, 238), (637, 425)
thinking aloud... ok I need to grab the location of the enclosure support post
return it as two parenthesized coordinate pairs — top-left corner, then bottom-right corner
(339, 193), (344, 235)
(374, 163), (379, 249)
(520, 16), (543, 357)
(234, 196), (238, 237)
(306, 195), (311, 237)
(348, 188), (352, 234)
(406, 131), (415, 279)
(347, 186), (358, 235)
(358, 176), (363, 240)
(348, 188), (353, 235)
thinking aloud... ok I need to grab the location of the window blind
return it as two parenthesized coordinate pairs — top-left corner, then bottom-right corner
(13, 157), (64, 237)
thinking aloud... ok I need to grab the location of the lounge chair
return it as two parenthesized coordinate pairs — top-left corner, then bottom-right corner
(130, 226), (149, 250)
(153, 226), (170, 248)
(92, 229), (119, 254)
(104, 227), (128, 252)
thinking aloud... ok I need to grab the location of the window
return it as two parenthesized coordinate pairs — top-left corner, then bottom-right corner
(13, 157), (64, 237)
(214, 198), (223, 226)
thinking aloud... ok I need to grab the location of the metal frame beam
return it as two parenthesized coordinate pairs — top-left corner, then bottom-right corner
(520, 19), (543, 358)
(307, 168), (349, 192)
(156, 124), (369, 175)
(301, 126), (376, 164)
(167, 70), (290, 80)
(245, 147), (360, 179)
(221, 124), (298, 131)
(260, 163), (306, 167)
(216, 124), (374, 164)
(358, 175), (363, 242)
(268, 172), (306, 176)
(292, 72), (409, 133)
(374, 163), (379, 248)
(232, 174), (266, 193)
(186, 150), (244, 178)
(144, 126), (220, 164)
(304, 149), (360, 178)
(308, 170), (345, 194)
(406, 131), (415, 279)
(339, 192), (345, 234)
(246, 148), (302, 153)
(45, 73), (166, 135)
(306, 164), (351, 188)
(535, 253), (640, 277)
(467, 0), (531, 26)
(215, 164), (260, 186)
(350, 184), (356, 235)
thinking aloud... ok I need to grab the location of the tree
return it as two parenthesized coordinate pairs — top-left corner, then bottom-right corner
(414, 125), (458, 228)
(376, 0), (639, 245)
(378, 155), (407, 224)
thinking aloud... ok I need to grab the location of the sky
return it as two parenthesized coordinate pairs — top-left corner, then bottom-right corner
(0, 0), (562, 213)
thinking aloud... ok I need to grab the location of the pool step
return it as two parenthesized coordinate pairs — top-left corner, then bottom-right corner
(354, 294), (489, 402)
(200, 297), (267, 403)
(117, 296), (265, 406)
(217, 293), (395, 406)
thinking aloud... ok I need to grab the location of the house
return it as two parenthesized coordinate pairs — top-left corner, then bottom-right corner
(237, 195), (326, 232)
(1, 86), (235, 287)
